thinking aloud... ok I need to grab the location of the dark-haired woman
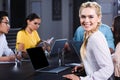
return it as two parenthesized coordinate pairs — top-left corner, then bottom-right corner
(16, 13), (42, 58)
(112, 15), (120, 80)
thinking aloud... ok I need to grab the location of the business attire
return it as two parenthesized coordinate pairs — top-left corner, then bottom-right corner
(0, 34), (14, 56)
(16, 30), (41, 50)
(73, 24), (115, 50)
(80, 30), (114, 80)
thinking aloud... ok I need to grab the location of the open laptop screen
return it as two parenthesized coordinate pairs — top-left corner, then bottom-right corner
(70, 40), (83, 56)
(50, 39), (67, 57)
(64, 40), (83, 64)
(27, 46), (70, 73)
(27, 47), (49, 70)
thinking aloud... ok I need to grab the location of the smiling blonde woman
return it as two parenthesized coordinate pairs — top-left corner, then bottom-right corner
(63, 1), (114, 80)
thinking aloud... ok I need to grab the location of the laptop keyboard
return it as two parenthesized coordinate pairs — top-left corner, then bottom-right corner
(49, 66), (69, 72)
(39, 66), (69, 73)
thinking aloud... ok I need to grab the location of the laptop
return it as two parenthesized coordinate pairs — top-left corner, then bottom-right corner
(70, 40), (83, 56)
(50, 39), (68, 57)
(64, 40), (83, 67)
(27, 46), (69, 74)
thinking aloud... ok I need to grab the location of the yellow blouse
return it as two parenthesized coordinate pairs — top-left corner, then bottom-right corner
(16, 30), (41, 50)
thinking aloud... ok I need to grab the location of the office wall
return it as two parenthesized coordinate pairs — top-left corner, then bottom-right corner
(0, 1), (3, 10)
(40, 0), (62, 40)
(0, 0), (6, 11)
(10, 0), (26, 28)
(26, 0), (72, 40)
(97, 0), (117, 27)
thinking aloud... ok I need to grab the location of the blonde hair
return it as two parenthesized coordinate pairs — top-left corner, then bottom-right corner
(80, 2), (102, 59)
(79, 1), (102, 27)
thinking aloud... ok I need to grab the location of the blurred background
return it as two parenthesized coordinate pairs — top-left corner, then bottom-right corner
(1, 0), (118, 40)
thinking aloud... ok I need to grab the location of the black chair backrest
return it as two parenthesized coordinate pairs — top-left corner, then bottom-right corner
(6, 28), (21, 50)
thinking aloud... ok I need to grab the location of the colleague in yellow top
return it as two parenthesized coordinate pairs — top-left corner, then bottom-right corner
(16, 13), (42, 58)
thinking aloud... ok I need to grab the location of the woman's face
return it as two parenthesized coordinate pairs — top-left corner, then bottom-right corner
(27, 18), (41, 31)
(79, 7), (101, 31)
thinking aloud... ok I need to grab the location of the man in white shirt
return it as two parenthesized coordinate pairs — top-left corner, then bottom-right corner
(0, 11), (20, 61)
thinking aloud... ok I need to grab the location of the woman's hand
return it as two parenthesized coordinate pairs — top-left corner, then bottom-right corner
(112, 53), (117, 64)
(71, 65), (84, 73)
(63, 74), (80, 80)
(15, 54), (22, 61)
(42, 42), (51, 53)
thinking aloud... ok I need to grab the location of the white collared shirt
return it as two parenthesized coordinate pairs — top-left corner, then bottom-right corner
(0, 34), (14, 56)
(80, 30), (114, 80)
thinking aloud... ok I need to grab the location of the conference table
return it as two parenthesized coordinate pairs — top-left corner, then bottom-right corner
(0, 56), (79, 80)
(0, 46), (82, 80)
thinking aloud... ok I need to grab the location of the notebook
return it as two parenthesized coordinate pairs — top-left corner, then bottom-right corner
(50, 39), (68, 57)
(27, 46), (69, 73)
